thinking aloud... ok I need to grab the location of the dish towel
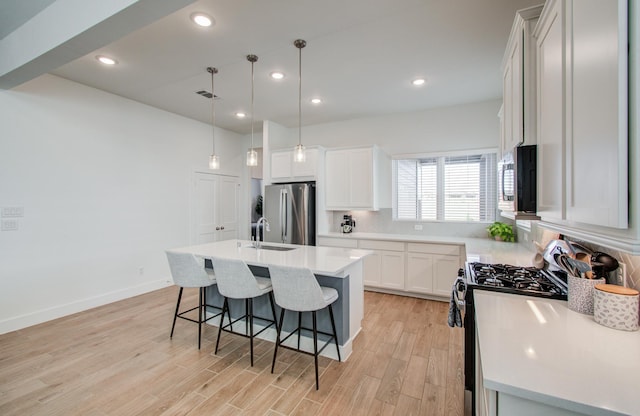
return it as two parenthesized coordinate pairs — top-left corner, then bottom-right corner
(447, 277), (464, 328)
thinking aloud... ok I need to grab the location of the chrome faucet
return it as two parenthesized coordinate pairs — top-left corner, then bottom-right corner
(254, 217), (270, 248)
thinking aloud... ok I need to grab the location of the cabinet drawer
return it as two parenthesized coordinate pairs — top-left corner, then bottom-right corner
(359, 239), (405, 252)
(407, 243), (460, 256)
(317, 237), (358, 248)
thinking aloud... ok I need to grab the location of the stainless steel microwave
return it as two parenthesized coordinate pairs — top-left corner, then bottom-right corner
(498, 145), (537, 214)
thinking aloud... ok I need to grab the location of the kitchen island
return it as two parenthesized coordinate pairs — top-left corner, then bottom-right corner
(474, 290), (640, 416)
(167, 239), (372, 360)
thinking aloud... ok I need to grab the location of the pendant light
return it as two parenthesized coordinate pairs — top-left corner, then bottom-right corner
(207, 67), (220, 170)
(293, 39), (306, 163)
(246, 54), (259, 167)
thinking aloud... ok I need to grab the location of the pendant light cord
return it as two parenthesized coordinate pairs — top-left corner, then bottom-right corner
(298, 44), (302, 146)
(294, 39), (306, 146)
(209, 67), (216, 154)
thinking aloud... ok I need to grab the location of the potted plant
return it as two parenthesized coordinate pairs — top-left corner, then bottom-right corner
(487, 221), (515, 242)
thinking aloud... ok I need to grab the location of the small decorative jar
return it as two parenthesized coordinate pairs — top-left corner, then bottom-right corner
(593, 284), (639, 331)
(568, 275), (606, 315)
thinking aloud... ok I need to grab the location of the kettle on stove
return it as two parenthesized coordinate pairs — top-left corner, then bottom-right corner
(341, 215), (355, 233)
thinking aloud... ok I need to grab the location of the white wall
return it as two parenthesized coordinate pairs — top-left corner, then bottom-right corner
(266, 99), (502, 236)
(0, 74), (248, 333)
(301, 99), (501, 156)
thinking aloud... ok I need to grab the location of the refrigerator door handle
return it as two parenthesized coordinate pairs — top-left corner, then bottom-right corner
(283, 189), (288, 242)
(280, 188), (285, 243)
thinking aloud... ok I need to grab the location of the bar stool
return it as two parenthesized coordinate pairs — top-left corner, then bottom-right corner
(267, 264), (341, 390)
(210, 257), (278, 366)
(165, 251), (222, 350)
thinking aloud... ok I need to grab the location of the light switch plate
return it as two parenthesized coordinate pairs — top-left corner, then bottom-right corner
(1, 219), (18, 231)
(1, 207), (24, 217)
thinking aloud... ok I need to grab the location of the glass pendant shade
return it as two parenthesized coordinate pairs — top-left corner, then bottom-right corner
(293, 144), (306, 163)
(246, 149), (258, 167)
(293, 39), (307, 163)
(209, 154), (220, 170)
(207, 67), (220, 170)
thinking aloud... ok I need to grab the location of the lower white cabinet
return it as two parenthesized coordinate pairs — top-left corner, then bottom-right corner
(360, 240), (405, 289)
(407, 243), (462, 297)
(317, 236), (463, 298)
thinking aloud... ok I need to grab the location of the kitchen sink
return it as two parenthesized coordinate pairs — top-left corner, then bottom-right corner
(245, 244), (296, 251)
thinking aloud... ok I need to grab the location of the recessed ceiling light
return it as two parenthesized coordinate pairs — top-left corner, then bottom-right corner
(235, 112), (246, 118)
(96, 55), (117, 65)
(190, 12), (213, 27)
(310, 98), (322, 104)
(270, 72), (285, 80)
(412, 78), (426, 86)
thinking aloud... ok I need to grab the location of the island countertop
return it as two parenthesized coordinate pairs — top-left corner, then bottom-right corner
(168, 239), (372, 276)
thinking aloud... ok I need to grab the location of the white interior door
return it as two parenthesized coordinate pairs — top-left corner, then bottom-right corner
(218, 176), (240, 241)
(193, 172), (219, 244)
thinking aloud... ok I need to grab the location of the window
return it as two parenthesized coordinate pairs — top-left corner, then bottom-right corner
(394, 151), (497, 222)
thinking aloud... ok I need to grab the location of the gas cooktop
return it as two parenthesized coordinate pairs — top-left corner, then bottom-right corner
(466, 262), (568, 299)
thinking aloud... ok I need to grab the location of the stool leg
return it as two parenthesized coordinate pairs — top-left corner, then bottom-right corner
(297, 312), (302, 349)
(198, 288), (203, 350)
(245, 299), (249, 336)
(328, 304), (341, 362)
(170, 287), (183, 339)
(312, 310), (319, 390)
(271, 309), (285, 373)
(215, 297), (228, 355)
(268, 292), (278, 332)
(249, 298), (254, 366)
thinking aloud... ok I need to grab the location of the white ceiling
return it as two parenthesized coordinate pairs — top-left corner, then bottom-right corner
(14, 0), (543, 135)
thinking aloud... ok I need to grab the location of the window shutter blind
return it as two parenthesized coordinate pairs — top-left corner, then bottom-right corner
(394, 151), (496, 222)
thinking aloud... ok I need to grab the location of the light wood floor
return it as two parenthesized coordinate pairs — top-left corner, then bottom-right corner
(0, 287), (464, 416)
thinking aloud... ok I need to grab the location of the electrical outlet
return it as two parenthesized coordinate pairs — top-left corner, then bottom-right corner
(414, 224), (423, 231)
(617, 262), (627, 287)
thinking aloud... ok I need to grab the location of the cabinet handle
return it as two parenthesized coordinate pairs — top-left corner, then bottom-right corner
(220, 226), (225, 230)
(216, 226), (220, 231)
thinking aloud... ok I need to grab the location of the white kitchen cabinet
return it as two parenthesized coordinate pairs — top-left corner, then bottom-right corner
(565, 0), (628, 228)
(270, 147), (320, 182)
(535, 0), (565, 223)
(534, 0), (628, 229)
(317, 236), (462, 299)
(501, 5), (543, 154)
(359, 240), (405, 290)
(406, 243), (462, 297)
(325, 146), (390, 211)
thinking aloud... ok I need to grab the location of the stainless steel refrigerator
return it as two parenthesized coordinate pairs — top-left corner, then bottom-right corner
(263, 182), (315, 245)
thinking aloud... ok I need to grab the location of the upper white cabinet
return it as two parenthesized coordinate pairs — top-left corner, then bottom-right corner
(270, 147), (320, 182)
(325, 146), (390, 211)
(501, 5), (543, 154)
(534, 0), (628, 229)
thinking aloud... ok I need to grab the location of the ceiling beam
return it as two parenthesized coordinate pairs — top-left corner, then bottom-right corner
(0, 0), (196, 90)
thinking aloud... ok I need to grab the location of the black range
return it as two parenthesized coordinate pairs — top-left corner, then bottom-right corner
(458, 261), (568, 415)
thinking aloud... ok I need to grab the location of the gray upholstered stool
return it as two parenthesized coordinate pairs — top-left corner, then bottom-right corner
(165, 251), (222, 350)
(267, 264), (341, 390)
(210, 257), (278, 366)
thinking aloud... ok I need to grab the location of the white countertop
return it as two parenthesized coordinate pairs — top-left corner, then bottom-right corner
(318, 232), (536, 266)
(168, 239), (371, 276)
(475, 291), (640, 416)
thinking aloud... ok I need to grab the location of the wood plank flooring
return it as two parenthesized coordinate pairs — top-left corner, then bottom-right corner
(0, 287), (464, 416)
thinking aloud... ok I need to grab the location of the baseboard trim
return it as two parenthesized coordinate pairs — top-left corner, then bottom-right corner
(0, 279), (173, 335)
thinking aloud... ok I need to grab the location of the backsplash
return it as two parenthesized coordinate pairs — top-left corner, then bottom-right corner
(330, 209), (490, 238)
(525, 223), (640, 292)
